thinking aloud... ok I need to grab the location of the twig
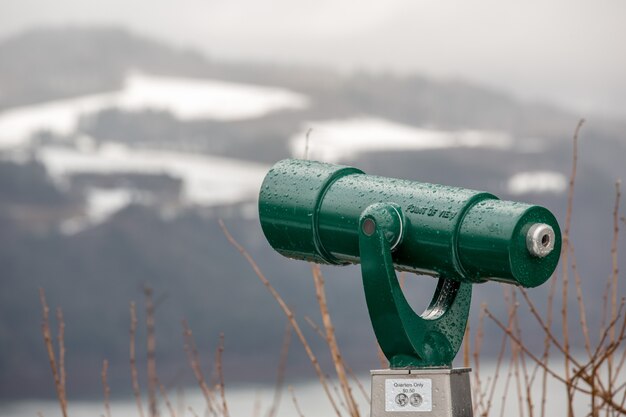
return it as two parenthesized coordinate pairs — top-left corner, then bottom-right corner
(613, 331), (626, 387)
(600, 278), (612, 346)
(513, 290), (534, 417)
(144, 286), (159, 417)
(305, 316), (369, 402)
(303, 128), (313, 160)
(329, 378), (348, 412)
(508, 291), (524, 417)
(39, 288), (68, 417)
(253, 393), (262, 417)
(492, 301), (626, 415)
(541, 265), (558, 417)
(562, 118), (584, 417)
(512, 337), (525, 417)
(305, 316), (325, 340)
(219, 219), (342, 417)
(498, 352), (515, 417)
(484, 330), (510, 416)
(56, 308), (66, 408)
(289, 386), (306, 417)
(608, 180), (621, 383)
(569, 245), (592, 358)
(345, 363), (370, 404)
(472, 303), (487, 414)
(266, 321), (292, 417)
(158, 378), (178, 417)
(609, 298), (626, 386)
(463, 321), (470, 369)
(130, 301), (146, 417)
(564, 118), (584, 240)
(518, 289), (583, 369)
(187, 406), (200, 417)
(588, 300), (625, 369)
(375, 344), (388, 369)
(216, 333), (230, 417)
(484, 308), (591, 395)
(102, 359), (112, 417)
(182, 320), (218, 416)
(311, 264), (359, 417)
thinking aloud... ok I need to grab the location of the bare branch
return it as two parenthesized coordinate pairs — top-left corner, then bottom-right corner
(144, 286), (159, 417)
(219, 219), (342, 417)
(608, 179), (621, 386)
(102, 359), (112, 417)
(303, 128), (313, 160)
(289, 386), (306, 417)
(311, 264), (360, 417)
(266, 321), (292, 417)
(56, 308), (66, 408)
(130, 301), (146, 417)
(182, 320), (218, 416)
(484, 308), (591, 396)
(39, 288), (67, 417)
(569, 245), (592, 358)
(157, 377), (178, 417)
(216, 333), (230, 417)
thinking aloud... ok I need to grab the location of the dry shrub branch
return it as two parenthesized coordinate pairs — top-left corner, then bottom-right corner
(39, 288), (68, 417)
(102, 359), (112, 417)
(219, 219), (344, 416)
(473, 119), (626, 416)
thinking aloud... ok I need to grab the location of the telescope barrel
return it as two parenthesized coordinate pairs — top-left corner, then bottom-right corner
(259, 159), (561, 288)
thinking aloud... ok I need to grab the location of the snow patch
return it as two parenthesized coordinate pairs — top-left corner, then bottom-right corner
(0, 72), (309, 149)
(289, 117), (513, 162)
(0, 94), (117, 149)
(116, 71), (308, 120)
(86, 188), (136, 222)
(37, 142), (269, 207)
(60, 188), (136, 235)
(507, 171), (567, 195)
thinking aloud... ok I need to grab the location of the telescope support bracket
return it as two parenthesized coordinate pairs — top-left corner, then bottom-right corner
(358, 203), (472, 368)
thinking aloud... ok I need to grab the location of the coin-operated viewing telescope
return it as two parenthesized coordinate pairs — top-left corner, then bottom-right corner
(259, 159), (561, 417)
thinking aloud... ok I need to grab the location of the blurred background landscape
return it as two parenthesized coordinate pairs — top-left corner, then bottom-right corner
(0, 1), (625, 415)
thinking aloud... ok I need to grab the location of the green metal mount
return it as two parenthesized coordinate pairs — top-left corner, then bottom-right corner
(359, 203), (471, 368)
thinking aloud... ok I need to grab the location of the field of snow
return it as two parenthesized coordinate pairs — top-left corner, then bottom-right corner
(0, 72), (309, 149)
(289, 118), (513, 162)
(37, 142), (269, 208)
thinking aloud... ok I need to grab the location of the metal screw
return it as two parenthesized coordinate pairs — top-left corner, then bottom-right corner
(526, 223), (555, 257)
(362, 218), (376, 236)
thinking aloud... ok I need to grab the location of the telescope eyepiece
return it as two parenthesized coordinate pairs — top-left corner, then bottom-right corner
(526, 223), (556, 258)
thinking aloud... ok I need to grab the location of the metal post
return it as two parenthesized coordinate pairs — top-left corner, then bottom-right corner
(371, 368), (472, 417)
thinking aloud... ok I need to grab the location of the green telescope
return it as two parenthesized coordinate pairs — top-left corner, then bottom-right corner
(258, 159), (561, 368)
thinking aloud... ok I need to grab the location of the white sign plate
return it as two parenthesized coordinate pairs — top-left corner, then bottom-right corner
(385, 378), (432, 412)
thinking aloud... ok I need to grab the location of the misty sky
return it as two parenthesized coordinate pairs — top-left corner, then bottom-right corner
(2, 0), (626, 119)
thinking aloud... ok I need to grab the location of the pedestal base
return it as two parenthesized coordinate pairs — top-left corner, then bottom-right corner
(370, 368), (473, 417)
